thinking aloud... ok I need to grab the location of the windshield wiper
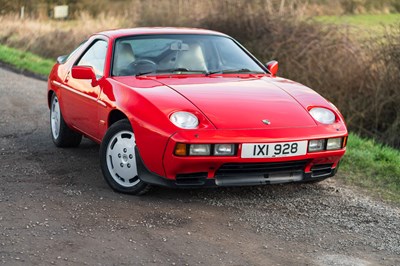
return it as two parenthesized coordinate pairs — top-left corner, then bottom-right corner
(157, 68), (208, 74)
(135, 71), (155, 76)
(136, 68), (207, 77)
(207, 68), (265, 75)
(136, 68), (264, 76)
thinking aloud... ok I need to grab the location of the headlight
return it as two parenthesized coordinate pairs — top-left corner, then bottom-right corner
(189, 144), (210, 156)
(308, 139), (325, 152)
(327, 138), (342, 150)
(214, 144), (235, 156)
(309, 107), (336, 124)
(308, 138), (344, 153)
(170, 111), (199, 129)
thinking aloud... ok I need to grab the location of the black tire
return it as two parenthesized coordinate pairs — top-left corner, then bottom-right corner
(50, 93), (82, 147)
(99, 119), (151, 195)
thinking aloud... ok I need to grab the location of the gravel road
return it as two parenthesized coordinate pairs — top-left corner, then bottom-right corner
(0, 67), (399, 266)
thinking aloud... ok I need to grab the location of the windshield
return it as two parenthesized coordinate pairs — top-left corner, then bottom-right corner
(112, 34), (265, 76)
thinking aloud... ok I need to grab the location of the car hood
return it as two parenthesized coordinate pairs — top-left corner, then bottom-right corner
(154, 77), (318, 130)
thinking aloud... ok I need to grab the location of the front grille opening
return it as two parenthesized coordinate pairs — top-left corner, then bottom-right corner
(311, 164), (333, 178)
(175, 172), (208, 185)
(216, 160), (309, 177)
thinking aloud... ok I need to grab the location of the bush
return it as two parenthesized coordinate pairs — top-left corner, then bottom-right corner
(0, 13), (122, 58)
(341, 0), (366, 14)
(340, 0), (395, 14)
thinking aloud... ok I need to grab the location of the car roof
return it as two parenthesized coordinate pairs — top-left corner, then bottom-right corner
(96, 27), (228, 39)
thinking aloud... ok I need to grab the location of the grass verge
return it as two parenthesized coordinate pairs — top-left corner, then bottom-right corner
(316, 14), (400, 27)
(0, 44), (53, 76)
(315, 14), (400, 39)
(0, 45), (399, 203)
(340, 133), (400, 202)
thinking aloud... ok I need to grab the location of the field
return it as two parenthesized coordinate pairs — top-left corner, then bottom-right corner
(316, 13), (400, 37)
(317, 13), (400, 26)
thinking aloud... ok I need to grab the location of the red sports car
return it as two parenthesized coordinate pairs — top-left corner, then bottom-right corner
(48, 27), (347, 195)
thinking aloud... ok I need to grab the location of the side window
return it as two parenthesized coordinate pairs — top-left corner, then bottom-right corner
(77, 40), (108, 77)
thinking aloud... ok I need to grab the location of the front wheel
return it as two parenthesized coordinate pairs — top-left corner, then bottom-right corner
(99, 119), (150, 195)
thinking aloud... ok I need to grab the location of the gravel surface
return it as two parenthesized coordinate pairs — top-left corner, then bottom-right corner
(0, 67), (399, 265)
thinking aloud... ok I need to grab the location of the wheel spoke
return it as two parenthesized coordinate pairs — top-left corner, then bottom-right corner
(106, 130), (139, 188)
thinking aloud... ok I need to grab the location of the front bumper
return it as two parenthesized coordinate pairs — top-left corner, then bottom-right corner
(136, 147), (342, 188)
(137, 127), (347, 188)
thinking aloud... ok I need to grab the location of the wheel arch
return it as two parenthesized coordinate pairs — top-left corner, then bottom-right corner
(108, 109), (129, 128)
(47, 90), (55, 109)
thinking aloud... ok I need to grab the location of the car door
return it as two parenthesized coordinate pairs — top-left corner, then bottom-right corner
(62, 38), (108, 140)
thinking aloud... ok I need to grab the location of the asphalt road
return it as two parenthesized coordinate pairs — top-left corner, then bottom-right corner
(0, 67), (399, 266)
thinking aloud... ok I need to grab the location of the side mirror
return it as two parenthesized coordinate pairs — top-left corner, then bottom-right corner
(71, 66), (98, 86)
(266, 60), (278, 77)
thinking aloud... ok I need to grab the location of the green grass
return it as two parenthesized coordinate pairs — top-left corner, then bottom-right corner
(0, 44), (54, 76)
(316, 13), (400, 26)
(315, 13), (400, 37)
(340, 133), (400, 202)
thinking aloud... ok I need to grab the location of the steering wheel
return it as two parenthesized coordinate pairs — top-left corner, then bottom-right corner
(127, 59), (157, 75)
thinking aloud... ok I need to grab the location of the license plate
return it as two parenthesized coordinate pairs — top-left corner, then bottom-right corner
(241, 141), (307, 158)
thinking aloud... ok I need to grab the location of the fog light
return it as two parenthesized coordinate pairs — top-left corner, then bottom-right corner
(174, 143), (187, 156)
(189, 144), (211, 156)
(308, 139), (325, 152)
(214, 144), (235, 156)
(327, 138), (342, 150)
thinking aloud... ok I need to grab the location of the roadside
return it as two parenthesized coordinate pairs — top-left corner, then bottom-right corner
(0, 60), (47, 81)
(0, 44), (53, 78)
(0, 67), (399, 265)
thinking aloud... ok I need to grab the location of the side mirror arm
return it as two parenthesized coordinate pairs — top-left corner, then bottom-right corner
(91, 78), (99, 87)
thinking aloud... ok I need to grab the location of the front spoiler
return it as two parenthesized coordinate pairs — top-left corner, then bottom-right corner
(135, 148), (338, 189)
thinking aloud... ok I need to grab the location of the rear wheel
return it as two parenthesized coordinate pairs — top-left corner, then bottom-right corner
(50, 93), (82, 147)
(99, 119), (150, 195)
